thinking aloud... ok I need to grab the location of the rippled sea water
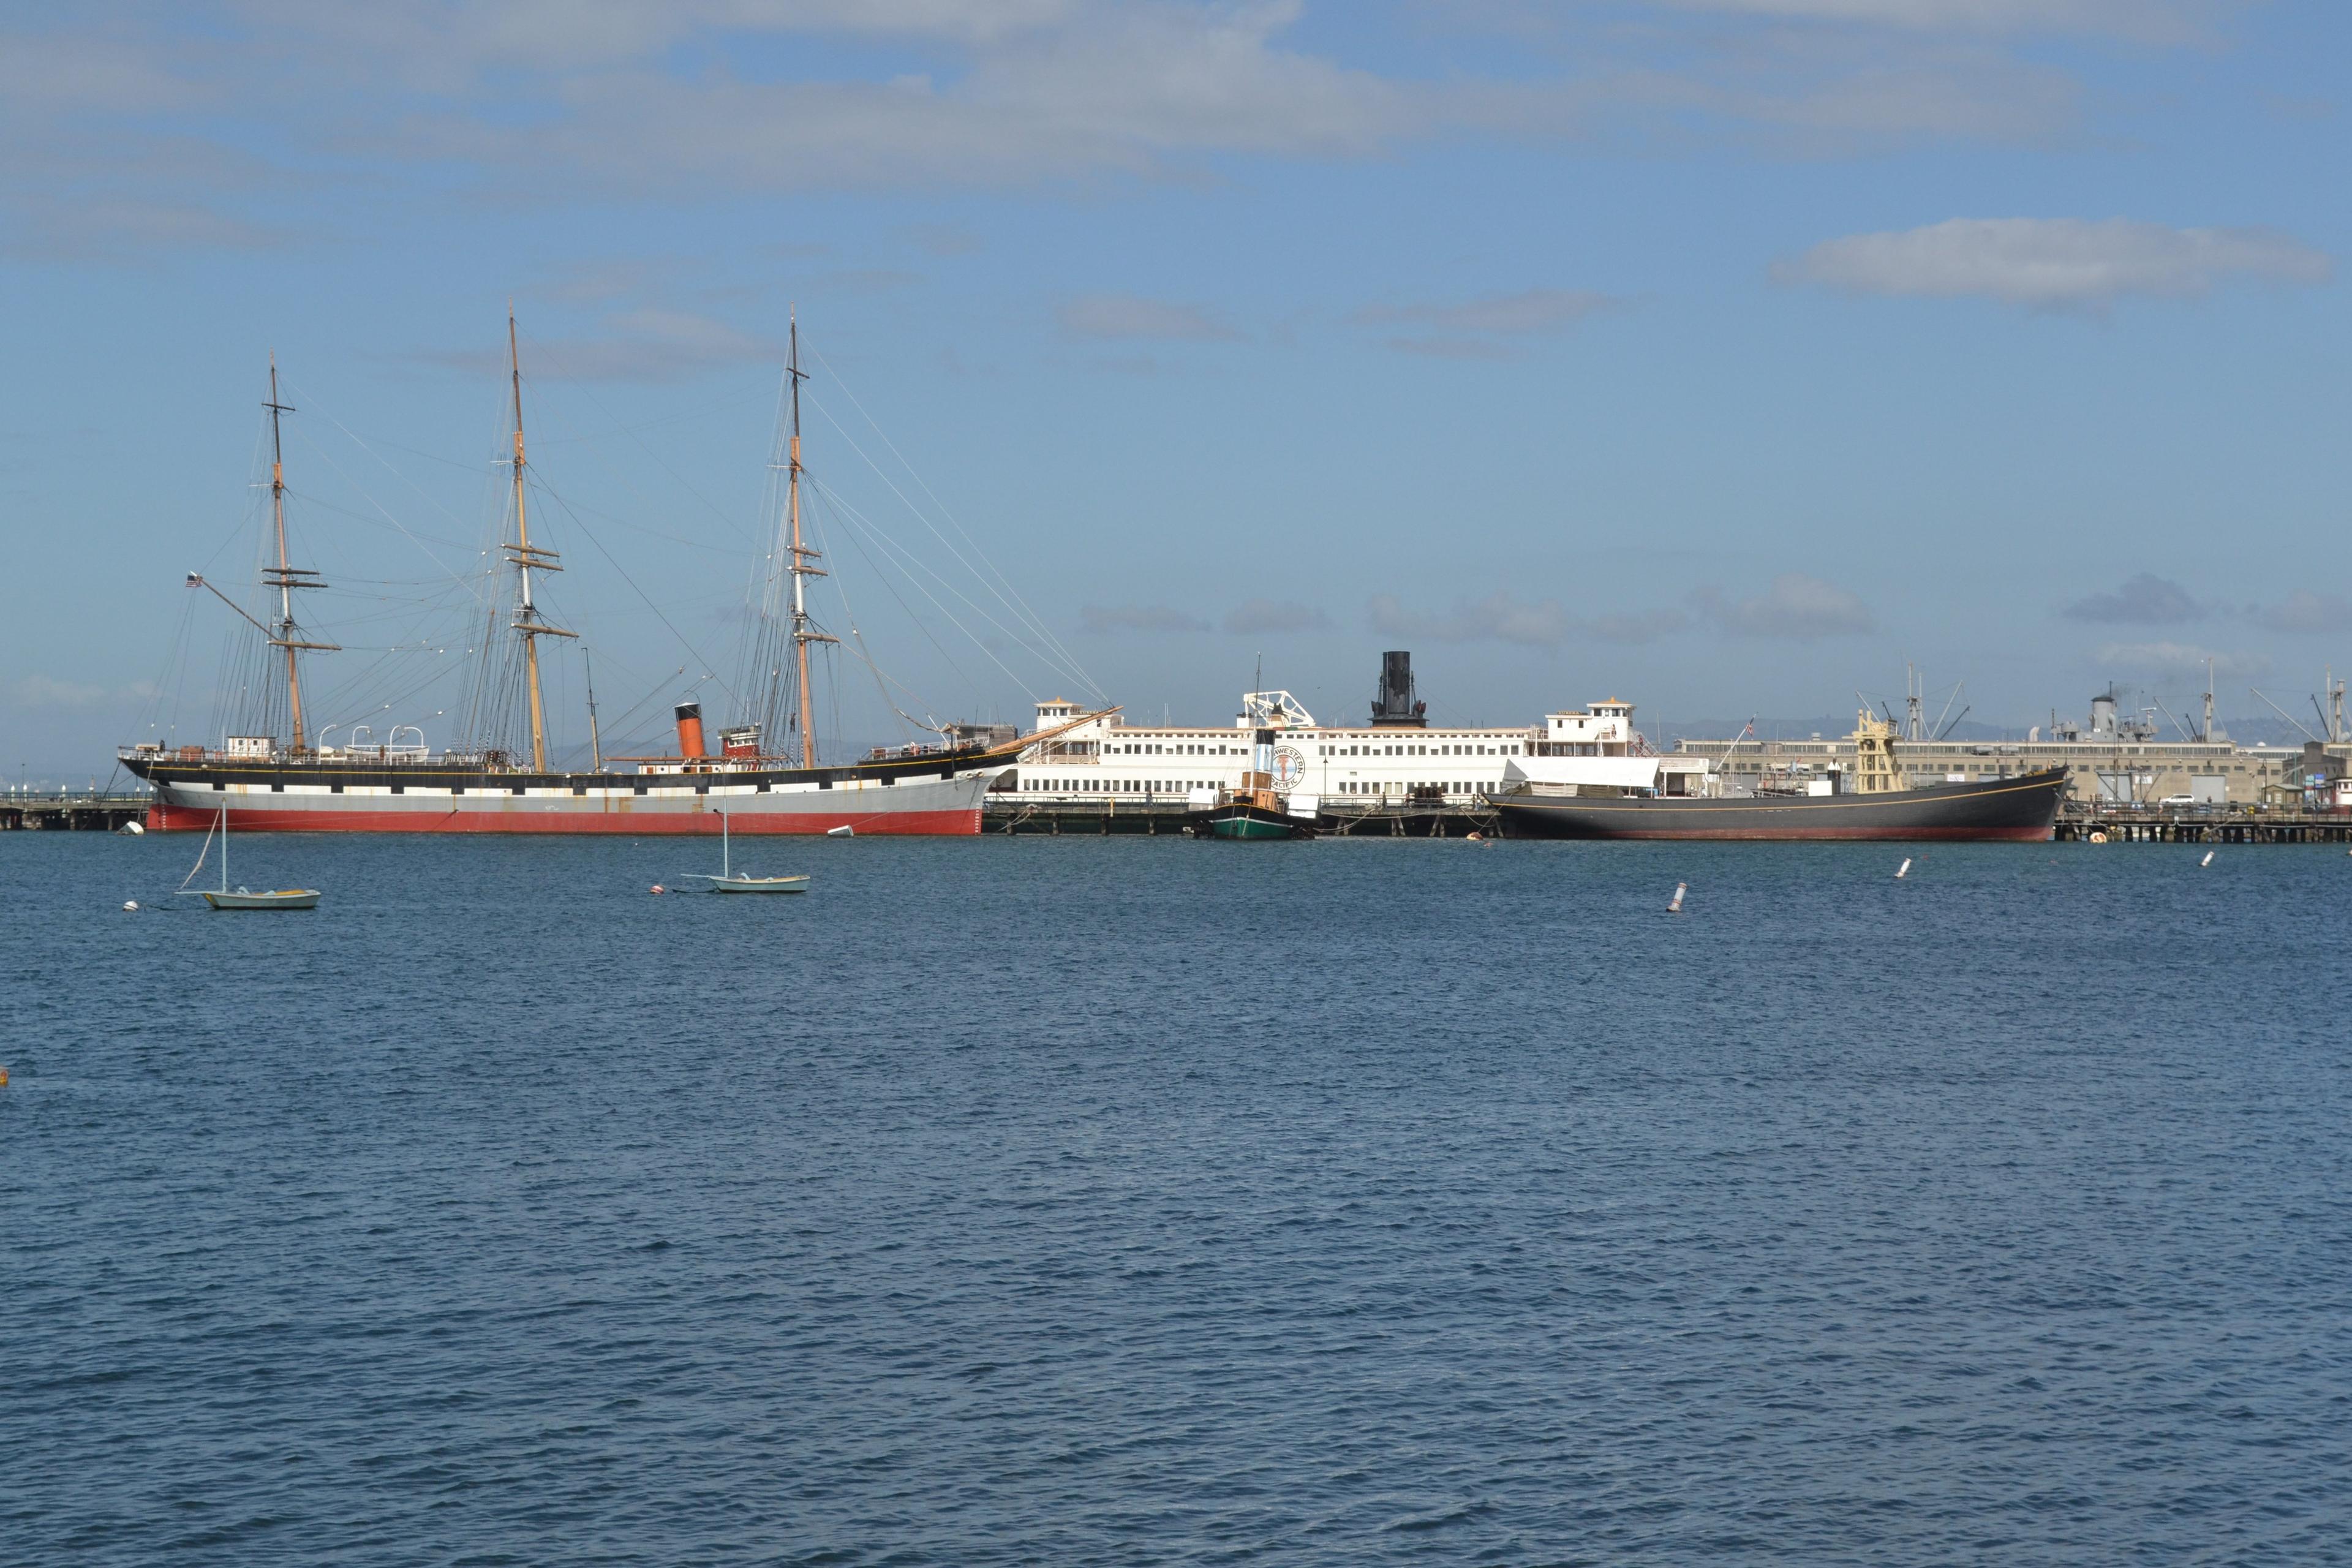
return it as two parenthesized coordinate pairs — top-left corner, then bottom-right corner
(5, 830), (2350, 1565)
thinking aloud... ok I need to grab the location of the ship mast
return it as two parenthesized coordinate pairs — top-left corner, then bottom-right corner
(505, 307), (575, 772)
(260, 354), (336, 753)
(784, 309), (837, 768)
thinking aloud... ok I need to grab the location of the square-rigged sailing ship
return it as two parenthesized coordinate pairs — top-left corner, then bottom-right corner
(121, 315), (1090, 834)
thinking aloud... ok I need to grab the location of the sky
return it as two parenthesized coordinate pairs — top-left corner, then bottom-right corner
(2, 0), (2348, 778)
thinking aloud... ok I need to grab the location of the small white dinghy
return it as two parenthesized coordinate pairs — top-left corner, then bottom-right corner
(689, 812), (809, 895)
(176, 806), (321, 911)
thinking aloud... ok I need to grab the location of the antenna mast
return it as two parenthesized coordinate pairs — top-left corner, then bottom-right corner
(505, 307), (575, 772)
(785, 308), (837, 769)
(261, 354), (336, 752)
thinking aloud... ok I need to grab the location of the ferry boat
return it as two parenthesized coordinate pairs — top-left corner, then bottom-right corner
(121, 317), (1090, 835)
(1009, 654), (1552, 809)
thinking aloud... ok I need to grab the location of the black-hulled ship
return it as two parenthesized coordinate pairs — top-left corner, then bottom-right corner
(1489, 709), (2066, 842)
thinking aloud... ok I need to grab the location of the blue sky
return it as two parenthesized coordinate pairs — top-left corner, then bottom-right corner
(2, 0), (2347, 775)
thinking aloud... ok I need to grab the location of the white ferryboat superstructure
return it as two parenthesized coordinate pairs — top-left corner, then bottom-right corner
(1005, 652), (1704, 807)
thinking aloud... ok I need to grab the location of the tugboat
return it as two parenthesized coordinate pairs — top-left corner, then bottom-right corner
(1198, 723), (1314, 840)
(1489, 708), (2066, 841)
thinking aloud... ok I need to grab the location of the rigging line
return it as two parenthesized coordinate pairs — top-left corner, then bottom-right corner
(276, 464), (484, 622)
(280, 483), (477, 556)
(801, 391), (1096, 699)
(284, 377), (503, 546)
(806, 497), (957, 723)
(809, 478), (1046, 701)
(806, 495), (935, 735)
(525, 472), (741, 709)
(529, 371), (780, 445)
(516, 486), (742, 556)
(810, 485), (1031, 709)
(804, 339), (1103, 699)
(511, 330), (761, 546)
(801, 339), (1085, 667)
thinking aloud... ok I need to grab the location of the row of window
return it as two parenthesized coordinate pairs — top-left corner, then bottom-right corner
(1316, 742), (1519, 758)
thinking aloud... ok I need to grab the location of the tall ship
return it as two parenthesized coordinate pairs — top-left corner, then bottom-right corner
(122, 317), (1084, 834)
(1487, 708), (2066, 841)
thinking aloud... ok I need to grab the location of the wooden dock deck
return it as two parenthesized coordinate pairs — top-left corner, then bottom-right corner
(1, 793), (148, 832)
(986, 799), (1501, 837)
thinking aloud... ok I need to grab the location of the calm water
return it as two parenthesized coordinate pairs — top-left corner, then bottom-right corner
(5, 831), (2350, 1564)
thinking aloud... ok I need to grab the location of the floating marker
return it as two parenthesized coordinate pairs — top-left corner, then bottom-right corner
(1896, 858), (1911, 879)
(649, 884), (666, 895)
(1668, 881), (1686, 914)
(0, 1065), (9, 1087)
(123, 900), (139, 911)
(827, 825), (854, 838)
(2201, 851), (2214, 867)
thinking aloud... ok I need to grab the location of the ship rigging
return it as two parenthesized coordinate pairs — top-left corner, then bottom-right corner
(122, 315), (1107, 834)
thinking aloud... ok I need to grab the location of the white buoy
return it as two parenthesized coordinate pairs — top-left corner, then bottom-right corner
(116, 820), (144, 835)
(2201, 851), (2214, 867)
(1668, 881), (1686, 914)
(649, 884), (666, 895)
(123, 900), (139, 911)
(1896, 858), (1911, 879)
(827, 825), (854, 838)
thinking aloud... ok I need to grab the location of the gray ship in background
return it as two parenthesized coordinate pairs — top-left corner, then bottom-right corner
(1488, 708), (2067, 841)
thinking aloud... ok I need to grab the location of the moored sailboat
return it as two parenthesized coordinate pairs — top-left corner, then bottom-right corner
(689, 812), (809, 893)
(176, 806), (321, 910)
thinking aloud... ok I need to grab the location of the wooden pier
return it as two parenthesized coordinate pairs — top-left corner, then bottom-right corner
(986, 799), (1501, 837)
(2053, 802), (2352, 845)
(0, 793), (147, 832)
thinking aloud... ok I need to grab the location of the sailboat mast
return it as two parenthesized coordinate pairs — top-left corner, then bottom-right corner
(503, 308), (573, 772)
(584, 647), (603, 773)
(786, 310), (825, 769)
(264, 357), (307, 751)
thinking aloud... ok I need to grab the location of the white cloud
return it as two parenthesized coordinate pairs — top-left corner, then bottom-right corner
(0, 2), (2267, 262)
(1368, 591), (1572, 647)
(1587, 608), (1691, 644)
(2251, 590), (2352, 634)
(1380, 336), (1515, 361)
(1352, 288), (1618, 358)
(423, 307), (785, 382)
(1365, 592), (1691, 645)
(1058, 294), (1242, 342)
(2098, 641), (2269, 679)
(1078, 603), (1210, 633)
(1694, 573), (1876, 639)
(7, 674), (151, 707)
(1777, 218), (2332, 309)
(1353, 289), (1616, 334)
(1223, 598), (1330, 635)
(1634, 0), (2228, 41)
(2063, 573), (2204, 625)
